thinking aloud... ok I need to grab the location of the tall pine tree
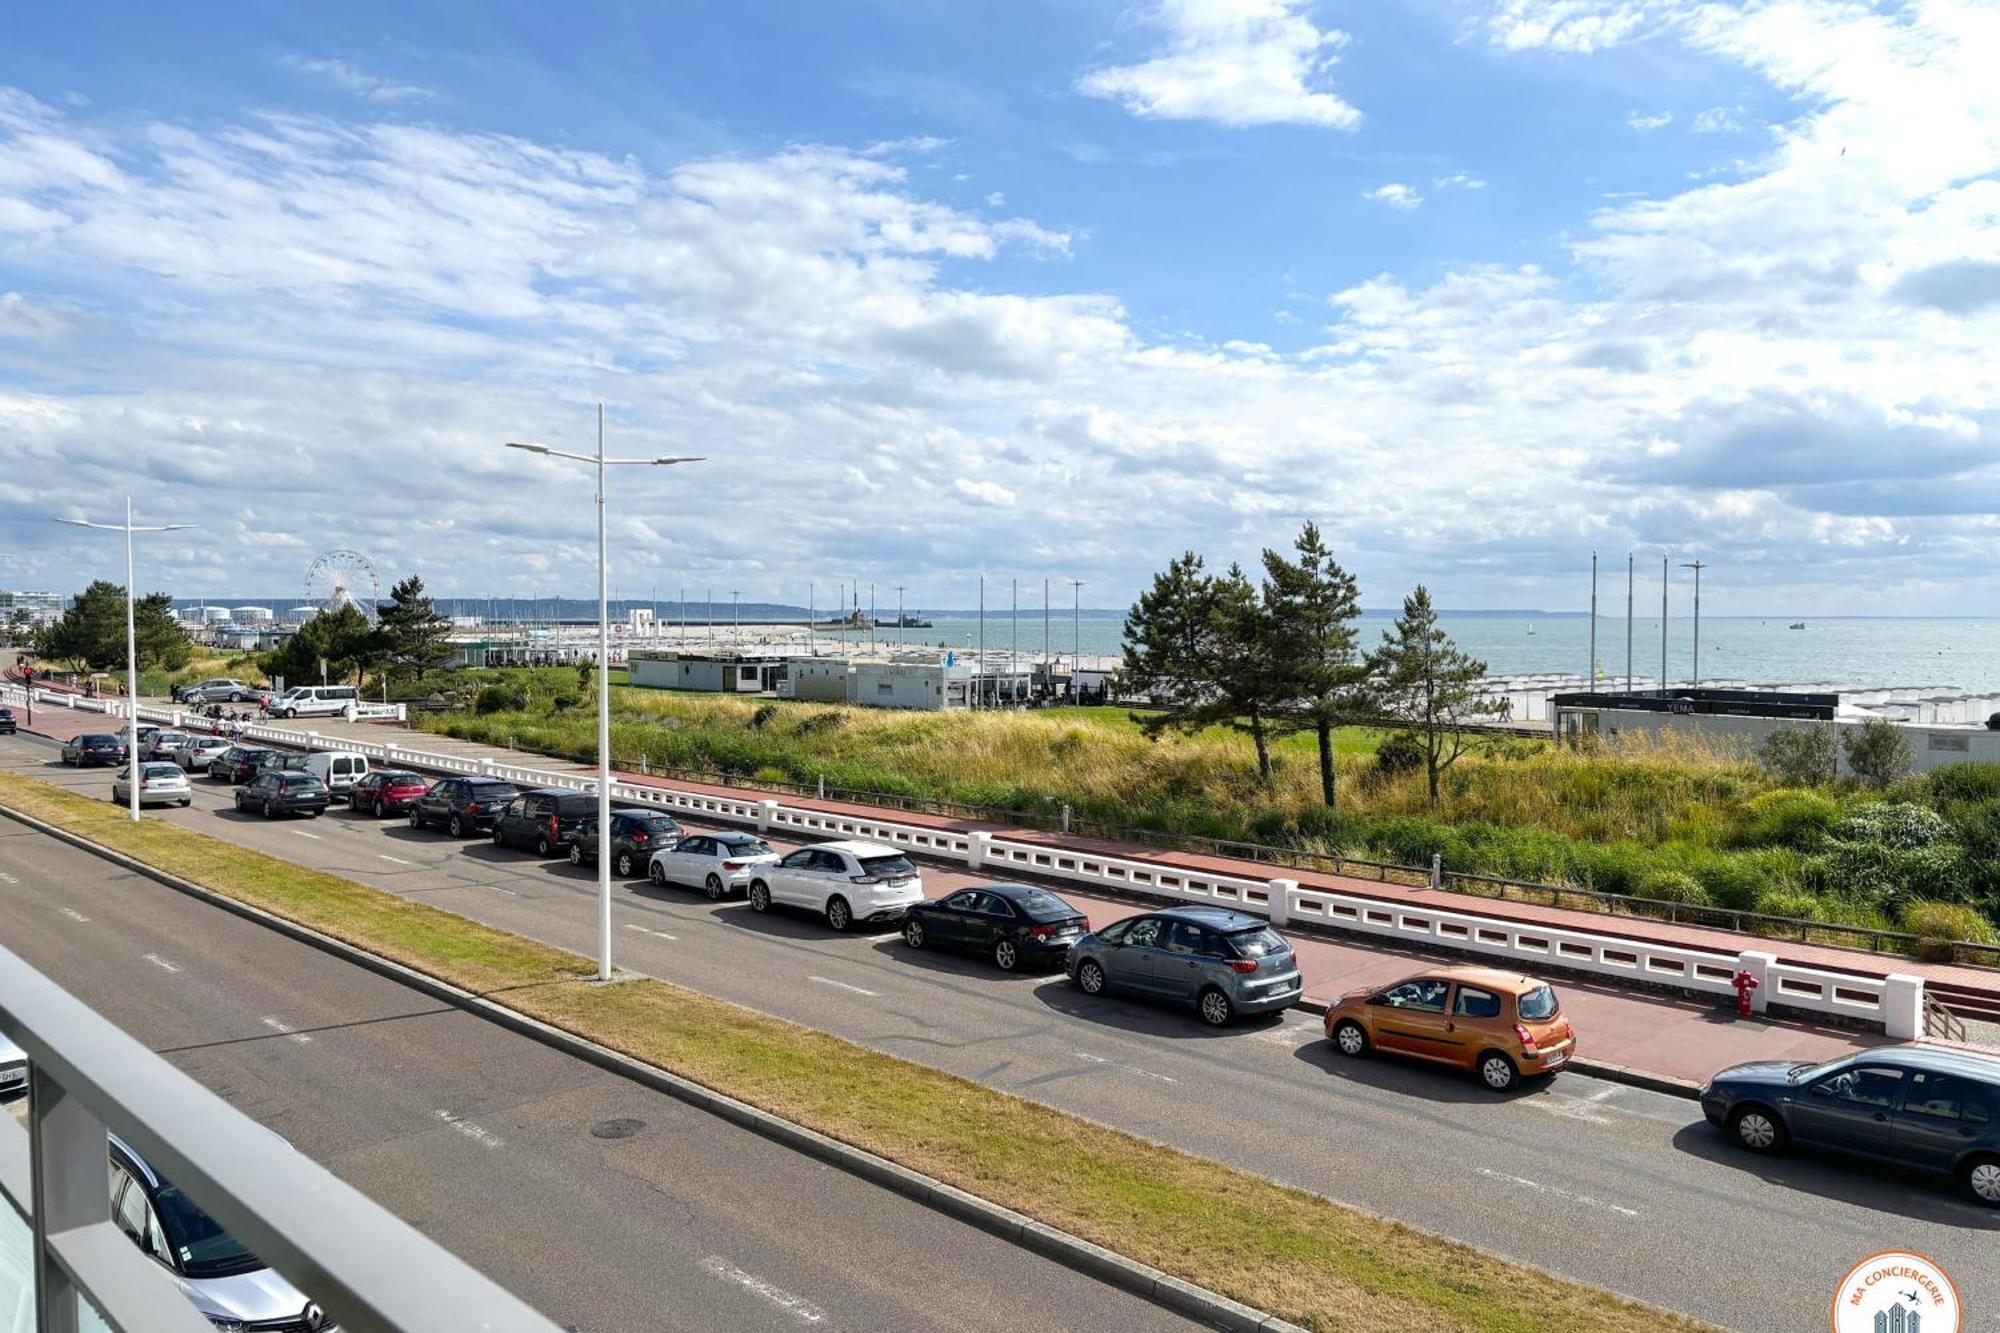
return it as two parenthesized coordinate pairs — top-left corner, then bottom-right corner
(1370, 585), (1507, 806)
(375, 575), (456, 683)
(1261, 522), (1366, 808)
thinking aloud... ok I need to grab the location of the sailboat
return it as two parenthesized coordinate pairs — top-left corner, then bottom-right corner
(1526, 623), (1536, 636)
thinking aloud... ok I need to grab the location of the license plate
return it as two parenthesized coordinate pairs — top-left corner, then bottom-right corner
(1544, 1051), (1568, 1068)
(888, 879), (910, 889)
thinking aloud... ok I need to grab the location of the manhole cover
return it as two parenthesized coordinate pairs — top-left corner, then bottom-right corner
(590, 1118), (645, 1140)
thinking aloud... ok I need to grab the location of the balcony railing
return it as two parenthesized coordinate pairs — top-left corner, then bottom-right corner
(0, 941), (561, 1333)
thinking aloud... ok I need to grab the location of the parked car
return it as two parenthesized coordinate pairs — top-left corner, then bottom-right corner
(145, 729), (191, 760)
(174, 677), (263, 704)
(1703, 1046), (2000, 1206)
(902, 883), (1089, 971)
(1066, 907), (1302, 1028)
(234, 769), (330, 820)
(348, 768), (429, 818)
(210, 746), (278, 784)
(111, 762), (193, 808)
(646, 831), (779, 900)
(408, 776), (522, 837)
(1324, 967), (1573, 1091)
(0, 706), (16, 735)
(268, 684), (360, 719)
(133, 723), (161, 754)
(177, 736), (231, 772)
(747, 839), (923, 931)
(569, 809), (685, 878)
(492, 789), (597, 856)
(61, 733), (127, 767)
(0, 1031), (25, 1097)
(109, 1133), (337, 1331)
(301, 750), (371, 801)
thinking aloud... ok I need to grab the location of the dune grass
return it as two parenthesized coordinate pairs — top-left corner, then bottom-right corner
(0, 767), (1706, 1332)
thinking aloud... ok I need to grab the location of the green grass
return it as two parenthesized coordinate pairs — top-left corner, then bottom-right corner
(0, 768), (1706, 1333)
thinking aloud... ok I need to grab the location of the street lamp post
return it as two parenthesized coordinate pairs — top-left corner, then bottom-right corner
(506, 403), (702, 982)
(1682, 559), (1708, 686)
(1069, 579), (1084, 703)
(54, 497), (193, 822)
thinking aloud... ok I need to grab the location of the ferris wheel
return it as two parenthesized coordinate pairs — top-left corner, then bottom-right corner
(304, 549), (382, 621)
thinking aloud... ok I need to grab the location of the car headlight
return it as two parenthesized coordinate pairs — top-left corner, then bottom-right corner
(207, 1319), (247, 1332)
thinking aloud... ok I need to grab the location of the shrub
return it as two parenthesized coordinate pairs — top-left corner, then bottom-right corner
(1901, 901), (2000, 962)
(1372, 732), (1425, 779)
(1692, 850), (1795, 912)
(1841, 717), (1913, 788)
(473, 683), (527, 715)
(1833, 802), (1950, 850)
(1753, 887), (1822, 922)
(1926, 763), (2000, 807)
(793, 710), (843, 738)
(750, 704), (780, 730)
(1736, 788), (1840, 850)
(1366, 816), (1451, 867)
(1758, 723), (1837, 786)
(1635, 870), (1709, 906)
(1804, 841), (1972, 911)
(1570, 841), (1653, 896)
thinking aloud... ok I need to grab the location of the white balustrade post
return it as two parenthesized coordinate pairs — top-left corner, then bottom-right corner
(968, 831), (991, 870)
(478, 757), (494, 776)
(757, 799), (778, 833)
(1883, 972), (1924, 1040)
(1429, 853), (1442, 891)
(1736, 949), (1776, 1015)
(1266, 878), (1296, 928)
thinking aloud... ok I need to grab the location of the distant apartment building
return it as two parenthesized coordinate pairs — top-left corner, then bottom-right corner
(0, 589), (63, 627)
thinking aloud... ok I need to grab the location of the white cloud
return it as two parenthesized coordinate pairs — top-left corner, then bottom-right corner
(1362, 182), (1423, 209)
(280, 56), (432, 104)
(1076, 0), (1361, 130)
(1433, 171), (1487, 191)
(985, 191), (1006, 207)
(952, 477), (1017, 507)
(1483, 1), (1669, 53)
(1627, 109), (1673, 132)
(1691, 104), (1746, 133)
(0, 291), (71, 339)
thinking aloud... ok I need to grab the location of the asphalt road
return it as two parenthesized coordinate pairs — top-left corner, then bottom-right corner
(8, 731), (1999, 1332)
(0, 805), (1204, 1333)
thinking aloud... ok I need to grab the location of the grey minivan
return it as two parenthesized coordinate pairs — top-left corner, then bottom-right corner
(109, 1133), (337, 1329)
(1065, 907), (1302, 1027)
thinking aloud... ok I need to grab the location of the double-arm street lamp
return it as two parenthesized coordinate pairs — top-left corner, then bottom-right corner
(507, 403), (702, 982)
(54, 497), (194, 822)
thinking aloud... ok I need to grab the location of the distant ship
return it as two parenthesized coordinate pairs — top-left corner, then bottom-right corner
(894, 614), (933, 628)
(1788, 621), (1806, 630)
(812, 609), (873, 631)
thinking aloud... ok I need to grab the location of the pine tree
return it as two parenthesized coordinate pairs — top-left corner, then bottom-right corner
(38, 581), (189, 674)
(375, 575), (456, 683)
(1261, 522), (1366, 808)
(1370, 585), (1506, 806)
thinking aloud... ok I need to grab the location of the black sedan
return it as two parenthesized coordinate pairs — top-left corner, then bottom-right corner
(61, 733), (127, 766)
(0, 707), (15, 735)
(901, 883), (1089, 971)
(210, 746), (279, 784)
(1702, 1045), (2000, 1205)
(234, 770), (330, 820)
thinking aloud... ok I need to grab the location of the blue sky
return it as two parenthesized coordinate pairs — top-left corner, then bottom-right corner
(3, 1), (1998, 614)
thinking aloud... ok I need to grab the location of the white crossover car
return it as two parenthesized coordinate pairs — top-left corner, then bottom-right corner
(746, 839), (924, 931)
(647, 831), (779, 900)
(111, 762), (193, 808)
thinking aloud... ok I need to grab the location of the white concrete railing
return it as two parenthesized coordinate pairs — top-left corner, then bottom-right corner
(12, 685), (1927, 1039)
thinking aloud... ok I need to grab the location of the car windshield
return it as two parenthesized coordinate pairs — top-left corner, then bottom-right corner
(380, 771), (422, 784)
(1009, 887), (1075, 919)
(860, 854), (917, 878)
(143, 764), (181, 778)
(150, 1178), (263, 1279)
(1223, 926), (1289, 958)
(1791, 1055), (1860, 1082)
(1517, 985), (1560, 1021)
(718, 836), (773, 855)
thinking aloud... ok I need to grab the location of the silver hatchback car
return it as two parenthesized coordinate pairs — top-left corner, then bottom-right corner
(1065, 907), (1302, 1027)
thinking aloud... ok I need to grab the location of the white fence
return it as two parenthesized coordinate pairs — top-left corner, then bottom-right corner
(6, 684), (1927, 1038)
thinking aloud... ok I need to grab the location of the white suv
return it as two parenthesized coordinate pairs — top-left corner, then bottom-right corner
(747, 839), (925, 931)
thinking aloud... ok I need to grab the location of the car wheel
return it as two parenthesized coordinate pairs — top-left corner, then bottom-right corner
(825, 896), (852, 932)
(179, 798), (191, 807)
(1076, 959), (1106, 995)
(535, 835), (551, 857)
(1198, 987), (1234, 1028)
(616, 851), (635, 877)
(1961, 1155), (2000, 1207)
(1478, 1051), (1520, 1092)
(749, 881), (771, 912)
(230, 693), (245, 703)
(262, 800), (277, 821)
(1728, 1105), (1785, 1154)
(993, 937), (1019, 971)
(1332, 1019), (1370, 1057)
(492, 827), (505, 846)
(448, 815), (465, 838)
(903, 917), (926, 949)
(704, 874), (726, 901)
(569, 843), (584, 866)
(647, 860), (666, 886)
(409, 808), (423, 829)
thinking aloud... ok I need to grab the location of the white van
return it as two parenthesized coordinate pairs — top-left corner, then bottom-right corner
(302, 750), (371, 799)
(270, 685), (360, 719)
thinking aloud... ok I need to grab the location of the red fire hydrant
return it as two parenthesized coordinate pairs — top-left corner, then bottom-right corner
(1732, 969), (1760, 1018)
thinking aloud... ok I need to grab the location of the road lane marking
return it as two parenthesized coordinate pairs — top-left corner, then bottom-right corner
(259, 1016), (312, 1044)
(807, 975), (878, 997)
(58, 907), (91, 923)
(377, 854), (415, 866)
(0, 871), (20, 885)
(142, 953), (182, 974)
(701, 1256), (827, 1325)
(291, 830), (321, 840)
(1475, 1167), (1637, 1218)
(622, 923), (679, 940)
(1247, 1023), (1319, 1047)
(1526, 1084), (1622, 1125)
(433, 1109), (503, 1149)
(1075, 1051), (1178, 1084)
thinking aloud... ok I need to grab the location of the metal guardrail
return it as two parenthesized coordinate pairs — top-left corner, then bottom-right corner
(0, 942), (560, 1333)
(1926, 992), (1970, 1044)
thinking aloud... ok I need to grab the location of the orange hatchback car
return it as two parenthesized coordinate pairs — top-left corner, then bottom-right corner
(1323, 965), (1576, 1091)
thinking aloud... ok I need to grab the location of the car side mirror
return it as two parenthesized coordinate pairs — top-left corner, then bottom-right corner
(1810, 1083), (1834, 1099)
(1366, 995), (1389, 1007)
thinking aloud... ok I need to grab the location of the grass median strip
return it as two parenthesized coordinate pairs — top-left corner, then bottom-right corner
(0, 769), (1706, 1333)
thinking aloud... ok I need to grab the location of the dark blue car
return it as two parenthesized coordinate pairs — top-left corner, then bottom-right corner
(1702, 1045), (2000, 1206)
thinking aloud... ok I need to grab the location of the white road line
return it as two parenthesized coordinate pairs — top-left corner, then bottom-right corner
(291, 830), (321, 840)
(1247, 1023), (1319, 1047)
(1075, 1051), (1178, 1084)
(142, 953), (182, 974)
(1526, 1084), (1623, 1125)
(259, 1016), (312, 1044)
(622, 923), (679, 940)
(807, 975), (879, 997)
(58, 907), (91, 923)
(1475, 1167), (1638, 1218)
(377, 854), (414, 866)
(433, 1109), (503, 1149)
(701, 1256), (828, 1325)
(0, 871), (20, 885)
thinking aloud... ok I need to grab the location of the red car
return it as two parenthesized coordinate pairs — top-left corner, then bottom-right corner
(348, 769), (430, 818)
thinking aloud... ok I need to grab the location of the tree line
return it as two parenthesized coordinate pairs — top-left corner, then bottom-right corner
(1120, 523), (1505, 807)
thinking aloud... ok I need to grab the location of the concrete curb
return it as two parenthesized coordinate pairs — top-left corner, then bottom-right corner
(0, 800), (1307, 1333)
(1290, 995), (1704, 1101)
